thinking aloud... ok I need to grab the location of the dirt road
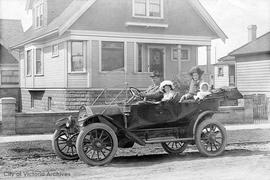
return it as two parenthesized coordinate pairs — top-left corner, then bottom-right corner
(0, 142), (270, 180)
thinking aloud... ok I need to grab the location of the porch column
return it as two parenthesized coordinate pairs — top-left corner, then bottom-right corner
(177, 45), (182, 75)
(206, 45), (211, 73)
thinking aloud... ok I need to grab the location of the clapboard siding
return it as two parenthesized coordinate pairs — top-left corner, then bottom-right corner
(67, 73), (88, 88)
(214, 65), (229, 88)
(236, 60), (270, 95)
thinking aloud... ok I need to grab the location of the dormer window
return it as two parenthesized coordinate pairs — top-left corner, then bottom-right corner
(34, 0), (44, 28)
(133, 0), (163, 18)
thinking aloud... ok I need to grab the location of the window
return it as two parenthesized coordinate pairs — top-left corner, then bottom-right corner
(137, 43), (143, 72)
(35, 48), (43, 75)
(34, 2), (44, 28)
(172, 48), (190, 61)
(101, 41), (125, 72)
(218, 67), (224, 76)
(1, 70), (19, 85)
(52, 44), (59, 57)
(133, 0), (163, 18)
(27, 50), (32, 76)
(48, 97), (52, 111)
(71, 41), (85, 72)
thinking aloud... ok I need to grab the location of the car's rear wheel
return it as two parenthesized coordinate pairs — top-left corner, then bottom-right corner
(76, 123), (118, 166)
(195, 118), (227, 157)
(52, 128), (78, 160)
(161, 141), (188, 154)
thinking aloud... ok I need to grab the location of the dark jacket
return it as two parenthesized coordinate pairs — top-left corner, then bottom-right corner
(143, 84), (163, 101)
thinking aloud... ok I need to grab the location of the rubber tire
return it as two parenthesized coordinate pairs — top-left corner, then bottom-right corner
(195, 118), (227, 157)
(161, 141), (188, 154)
(52, 129), (79, 160)
(76, 123), (118, 166)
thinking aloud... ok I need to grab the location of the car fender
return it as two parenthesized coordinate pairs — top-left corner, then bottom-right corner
(55, 117), (69, 130)
(192, 110), (215, 137)
(81, 114), (118, 132)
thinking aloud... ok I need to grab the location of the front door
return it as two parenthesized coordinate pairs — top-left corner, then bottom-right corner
(149, 47), (164, 79)
(229, 65), (235, 86)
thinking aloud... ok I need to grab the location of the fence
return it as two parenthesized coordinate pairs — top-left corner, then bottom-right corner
(249, 94), (269, 124)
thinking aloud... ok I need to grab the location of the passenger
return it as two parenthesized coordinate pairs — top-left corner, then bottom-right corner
(160, 80), (175, 102)
(140, 71), (163, 101)
(180, 66), (204, 102)
(194, 82), (211, 100)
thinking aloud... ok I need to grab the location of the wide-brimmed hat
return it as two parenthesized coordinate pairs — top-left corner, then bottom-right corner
(150, 71), (161, 78)
(189, 66), (204, 77)
(159, 80), (175, 92)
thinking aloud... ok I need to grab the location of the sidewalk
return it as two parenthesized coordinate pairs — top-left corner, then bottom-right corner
(0, 123), (270, 144)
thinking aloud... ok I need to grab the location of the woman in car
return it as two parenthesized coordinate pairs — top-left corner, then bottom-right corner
(159, 80), (176, 101)
(180, 66), (204, 102)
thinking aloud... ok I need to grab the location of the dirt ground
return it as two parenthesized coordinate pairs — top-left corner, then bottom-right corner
(0, 141), (270, 180)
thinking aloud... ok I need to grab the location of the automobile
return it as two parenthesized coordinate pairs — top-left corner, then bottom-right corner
(52, 87), (243, 166)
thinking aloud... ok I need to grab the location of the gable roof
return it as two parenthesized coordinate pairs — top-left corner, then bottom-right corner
(0, 19), (24, 48)
(12, 0), (227, 49)
(230, 32), (270, 56)
(189, 0), (227, 42)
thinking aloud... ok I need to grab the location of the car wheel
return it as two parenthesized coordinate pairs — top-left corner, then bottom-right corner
(161, 141), (188, 154)
(195, 118), (227, 157)
(76, 123), (118, 166)
(52, 128), (79, 160)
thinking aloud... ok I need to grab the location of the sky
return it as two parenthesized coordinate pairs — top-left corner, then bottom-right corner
(0, 0), (269, 61)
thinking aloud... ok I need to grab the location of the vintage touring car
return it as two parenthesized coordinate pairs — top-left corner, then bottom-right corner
(52, 87), (242, 166)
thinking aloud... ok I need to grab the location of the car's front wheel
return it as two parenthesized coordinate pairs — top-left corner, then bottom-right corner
(161, 141), (188, 154)
(52, 128), (78, 160)
(76, 123), (118, 166)
(195, 118), (227, 157)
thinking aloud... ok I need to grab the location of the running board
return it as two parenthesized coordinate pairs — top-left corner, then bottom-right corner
(145, 137), (194, 144)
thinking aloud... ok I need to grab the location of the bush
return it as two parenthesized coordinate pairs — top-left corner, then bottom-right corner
(172, 74), (190, 96)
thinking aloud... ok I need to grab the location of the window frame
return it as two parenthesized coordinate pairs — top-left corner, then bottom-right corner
(99, 41), (126, 73)
(0, 70), (19, 85)
(51, 44), (59, 57)
(34, 48), (44, 76)
(69, 41), (87, 73)
(34, 0), (44, 29)
(26, 49), (33, 76)
(218, 67), (224, 77)
(132, 0), (164, 19)
(171, 48), (191, 61)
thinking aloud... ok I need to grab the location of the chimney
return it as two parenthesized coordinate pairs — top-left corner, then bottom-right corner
(247, 25), (257, 42)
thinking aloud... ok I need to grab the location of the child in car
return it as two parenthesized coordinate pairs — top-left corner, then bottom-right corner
(160, 80), (176, 101)
(194, 82), (211, 100)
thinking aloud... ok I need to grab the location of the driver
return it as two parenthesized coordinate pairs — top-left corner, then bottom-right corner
(139, 72), (163, 101)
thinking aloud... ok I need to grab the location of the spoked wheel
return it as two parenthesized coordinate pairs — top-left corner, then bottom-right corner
(52, 128), (79, 160)
(195, 118), (227, 157)
(76, 123), (118, 166)
(161, 141), (188, 154)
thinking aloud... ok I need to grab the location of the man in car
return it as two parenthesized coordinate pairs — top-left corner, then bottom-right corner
(140, 72), (163, 101)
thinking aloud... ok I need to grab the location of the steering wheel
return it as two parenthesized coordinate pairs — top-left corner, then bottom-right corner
(129, 87), (142, 98)
(127, 87), (143, 104)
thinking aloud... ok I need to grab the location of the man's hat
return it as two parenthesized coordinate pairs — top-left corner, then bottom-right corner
(150, 71), (161, 78)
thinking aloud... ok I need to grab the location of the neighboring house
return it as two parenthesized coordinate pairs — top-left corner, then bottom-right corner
(229, 25), (270, 97)
(214, 55), (236, 88)
(11, 0), (227, 112)
(0, 19), (24, 111)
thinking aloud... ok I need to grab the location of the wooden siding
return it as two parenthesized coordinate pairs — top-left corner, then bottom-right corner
(34, 42), (66, 88)
(214, 65), (229, 88)
(236, 59), (270, 96)
(69, 0), (217, 37)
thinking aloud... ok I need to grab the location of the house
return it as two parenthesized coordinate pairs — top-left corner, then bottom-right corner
(229, 25), (270, 97)
(0, 19), (24, 111)
(214, 55), (236, 88)
(11, 0), (227, 112)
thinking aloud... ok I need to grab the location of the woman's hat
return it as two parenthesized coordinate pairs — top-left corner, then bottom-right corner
(200, 82), (210, 91)
(159, 80), (175, 92)
(189, 66), (204, 77)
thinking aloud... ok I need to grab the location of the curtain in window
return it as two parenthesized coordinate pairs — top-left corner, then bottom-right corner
(27, 50), (32, 75)
(36, 48), (42, 74)
(71, 42), (84, 72)
(101, 42), (124, 71)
